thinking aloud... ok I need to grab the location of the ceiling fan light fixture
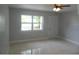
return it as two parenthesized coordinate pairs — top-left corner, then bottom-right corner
(53, 7), (61, 12)
(53, 8), (57, 11)
(56, 8), (61, 11)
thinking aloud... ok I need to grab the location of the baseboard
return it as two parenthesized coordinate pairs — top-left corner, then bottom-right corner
(66, 39), (79, 46)
(11, 36), (79, 45)
(10, 37), (49, 44)
(58, 36), (79, 46)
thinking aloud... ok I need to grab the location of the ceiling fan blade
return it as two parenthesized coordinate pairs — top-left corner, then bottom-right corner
(63, 5), (71, 7)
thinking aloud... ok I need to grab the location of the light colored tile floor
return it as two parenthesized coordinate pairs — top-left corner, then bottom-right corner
(10, 39), (79, 54)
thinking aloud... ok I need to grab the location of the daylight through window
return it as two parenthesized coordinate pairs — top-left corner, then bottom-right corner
(21, 15), (43, 31)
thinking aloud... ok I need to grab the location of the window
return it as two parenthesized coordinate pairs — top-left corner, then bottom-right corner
(21, 15), (43, 31)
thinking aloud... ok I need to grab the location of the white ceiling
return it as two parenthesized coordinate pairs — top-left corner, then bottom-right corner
(9, 4), (77, 12)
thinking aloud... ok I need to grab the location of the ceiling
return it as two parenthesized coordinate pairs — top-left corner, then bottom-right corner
(9, 4), (77, 12)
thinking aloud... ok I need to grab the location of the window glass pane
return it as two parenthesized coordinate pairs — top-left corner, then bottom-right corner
(33, 24), (40, 30)
(33, 16), (41, 23)
(21, 24), (32, 31)
(40, 16), (43, 23)
(21, 15), (32, 23)
(40, 23), (43, 30)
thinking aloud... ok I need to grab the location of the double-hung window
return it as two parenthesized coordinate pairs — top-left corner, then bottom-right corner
(21, 15), (43, 31)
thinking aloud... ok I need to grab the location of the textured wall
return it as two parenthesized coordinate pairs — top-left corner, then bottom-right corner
(59, 11), (79, 43)
(0, 5), (9, 53)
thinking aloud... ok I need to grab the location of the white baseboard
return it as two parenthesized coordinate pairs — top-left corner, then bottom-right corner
(66, 39), (79, 46)
(10, 36), (79, 46)
(10, 37), (49, 44)
(58, 36), (79, 46)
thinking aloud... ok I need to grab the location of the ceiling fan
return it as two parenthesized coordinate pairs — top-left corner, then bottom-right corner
(50, 4), (71, 12)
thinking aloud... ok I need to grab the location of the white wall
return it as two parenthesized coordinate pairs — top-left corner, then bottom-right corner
(77, 5), (79, 15)
(59, 10), (79, 44)
(9, 8), (58, 42)
(0, 5), (9, 53)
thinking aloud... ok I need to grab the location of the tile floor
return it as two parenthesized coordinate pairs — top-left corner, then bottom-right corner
(10, 39), (79, 54)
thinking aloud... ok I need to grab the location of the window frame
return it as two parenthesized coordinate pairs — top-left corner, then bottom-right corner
(21, 14), (44, 31)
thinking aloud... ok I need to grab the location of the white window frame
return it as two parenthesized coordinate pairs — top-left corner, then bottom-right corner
(21, 15), (44, 31)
